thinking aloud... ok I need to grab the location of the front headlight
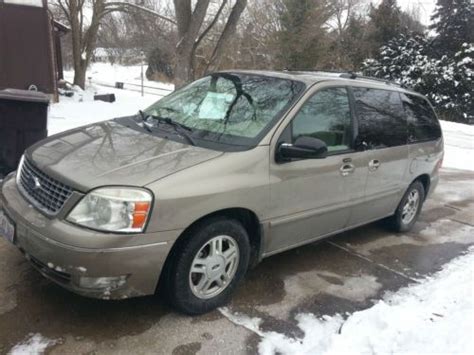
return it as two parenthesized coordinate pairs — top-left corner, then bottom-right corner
(67, 187), (153, 233)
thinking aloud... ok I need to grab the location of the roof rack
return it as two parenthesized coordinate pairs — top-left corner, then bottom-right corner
(284, 69), (403, 88)
(339, 72), (402, 87)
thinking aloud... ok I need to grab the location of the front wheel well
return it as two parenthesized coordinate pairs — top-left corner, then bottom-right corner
(190, 208), (262, 266)
(157, 208), (262, 293)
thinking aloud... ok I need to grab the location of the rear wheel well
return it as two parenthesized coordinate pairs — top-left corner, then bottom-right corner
(157, 208), (262, 293)
(414, 174), (430, 199)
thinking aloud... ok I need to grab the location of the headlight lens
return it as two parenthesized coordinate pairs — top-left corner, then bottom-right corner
(67, 188), (153, 233)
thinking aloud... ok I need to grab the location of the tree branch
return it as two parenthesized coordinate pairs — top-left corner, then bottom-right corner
(194, 0), (228, 51)
(206, 0), (248, 73)
(106, 2), (177, 25)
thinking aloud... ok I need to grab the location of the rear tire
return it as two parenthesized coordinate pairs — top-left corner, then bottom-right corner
(387, 181), (425, 233)
(166, 216), (250, 315)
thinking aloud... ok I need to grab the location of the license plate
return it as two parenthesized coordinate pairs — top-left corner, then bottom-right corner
(0, 209), (15, 244)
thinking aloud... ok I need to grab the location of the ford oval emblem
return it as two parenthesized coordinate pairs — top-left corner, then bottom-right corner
(33, 176), (41, 190)
(27, 174), (41, 191)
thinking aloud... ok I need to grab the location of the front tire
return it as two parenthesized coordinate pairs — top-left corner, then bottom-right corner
(388, 181), (425, 232)
(166, 217), (250, 315)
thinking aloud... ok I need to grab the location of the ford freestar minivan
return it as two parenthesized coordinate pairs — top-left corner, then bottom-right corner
(0, 71), (443, 314)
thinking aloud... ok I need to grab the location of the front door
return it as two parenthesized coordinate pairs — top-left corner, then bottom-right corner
(267, 86), (367, 254)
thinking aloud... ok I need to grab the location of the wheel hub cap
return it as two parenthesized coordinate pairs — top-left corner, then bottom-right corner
(401, 190), (420, 225)
(189, 235), (240, 299)
(207, 257), (225, 278)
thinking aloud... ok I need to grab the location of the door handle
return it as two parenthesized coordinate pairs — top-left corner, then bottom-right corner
(368, 159), (381, 171)
(340, 163), (355, 176)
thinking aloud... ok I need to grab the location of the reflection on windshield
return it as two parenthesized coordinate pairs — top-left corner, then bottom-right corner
(145, 73), (305, 148)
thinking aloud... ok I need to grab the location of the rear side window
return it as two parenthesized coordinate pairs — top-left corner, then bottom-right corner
(401, 94), (442, 143)
(353, 88), (407, 149)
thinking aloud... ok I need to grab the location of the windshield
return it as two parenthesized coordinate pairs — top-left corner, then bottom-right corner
(144, 73), (305, 150)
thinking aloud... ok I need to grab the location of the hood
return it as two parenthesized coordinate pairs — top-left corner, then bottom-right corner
(27, 120), (223, 191)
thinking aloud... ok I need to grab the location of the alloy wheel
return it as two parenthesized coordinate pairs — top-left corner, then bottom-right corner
(188, 235), (240, 299)
(401, 189), (420, 225)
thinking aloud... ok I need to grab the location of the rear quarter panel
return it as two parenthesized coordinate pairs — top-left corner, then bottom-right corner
(406, 137), (444, 197)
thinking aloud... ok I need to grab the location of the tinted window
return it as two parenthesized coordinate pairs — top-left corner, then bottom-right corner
(291, 88), (353, 153)
(401, 94), (442, 143)
(353, 88), (407, 149)
(144, 74), (305, 150)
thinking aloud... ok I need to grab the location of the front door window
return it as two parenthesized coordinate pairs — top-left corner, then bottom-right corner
(291, 87), (353, 153)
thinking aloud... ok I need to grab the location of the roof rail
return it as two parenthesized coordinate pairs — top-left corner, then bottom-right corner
(286, 69), (344, 75)
(284, 69), (404, 88)
(339, 72), (402, 87)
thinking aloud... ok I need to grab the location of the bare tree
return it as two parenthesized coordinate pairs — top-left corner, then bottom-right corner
(50, 0), (174, 89)
(173, 0), (248, 88)
(330, 0), (363, 35)
(52, 1), (111, 88)
(216, 0), (282, 70)
(51, 0), (247, 89)
(325, 0), (367, 69)
(97, 1), (175, 67)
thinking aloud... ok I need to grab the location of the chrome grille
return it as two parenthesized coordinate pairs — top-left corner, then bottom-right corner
(18, 158), (73, 215)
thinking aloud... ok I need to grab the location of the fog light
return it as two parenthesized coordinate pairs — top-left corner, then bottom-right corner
(78, 275), (128, 290)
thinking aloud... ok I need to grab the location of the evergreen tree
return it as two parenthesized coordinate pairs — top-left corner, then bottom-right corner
(447, 43), (473, 121)
(430, 0), (473, 57)
(276, 0), (333, 70)
(367, 0), (402, 55)
(340, 15), (371, 69)
(362, 33), (430, 86)
(363, 36), (473, 123)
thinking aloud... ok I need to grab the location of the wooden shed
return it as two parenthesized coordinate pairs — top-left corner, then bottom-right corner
(0, 0), (69, 101)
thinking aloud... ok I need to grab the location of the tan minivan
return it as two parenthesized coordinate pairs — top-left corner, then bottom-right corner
(0, 71), (443, 314)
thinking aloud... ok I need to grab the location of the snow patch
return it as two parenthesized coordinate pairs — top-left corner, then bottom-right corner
(54, 266), (65, 273)
(219, 307), (264, 336)
(221, 250), (474, 355)
(9, 333), (56, 355)
(440, 120), (474, 172)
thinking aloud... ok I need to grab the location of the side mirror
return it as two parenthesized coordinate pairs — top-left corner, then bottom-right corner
(278, 136), (328, 161)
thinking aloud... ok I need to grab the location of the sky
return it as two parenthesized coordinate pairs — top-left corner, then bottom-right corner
(398, 0), (437, 25)
(373, 0), (438, 25)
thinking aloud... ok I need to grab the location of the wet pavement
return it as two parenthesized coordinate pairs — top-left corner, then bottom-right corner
(0, 168), (473, 354)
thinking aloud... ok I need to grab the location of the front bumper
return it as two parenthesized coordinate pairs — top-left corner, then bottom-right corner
(0, 173), (181, 300)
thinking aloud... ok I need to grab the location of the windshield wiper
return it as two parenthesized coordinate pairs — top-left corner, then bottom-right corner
(148, 114), (196, 146)
(137, 110), (153, 133)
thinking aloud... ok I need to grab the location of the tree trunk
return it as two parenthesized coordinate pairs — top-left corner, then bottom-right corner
(73, 61), (87, 89)
(60, 0), (109, 89)
(173, 0), (211, 88)
(206, 0), (248, 73)
(174, 47), (195, 88)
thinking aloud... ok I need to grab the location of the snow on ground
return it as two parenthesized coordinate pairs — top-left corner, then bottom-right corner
(49, 64), (169, 135)
(48, 91), (156, 136)
(64, 63), (174, 92)
(8, 333), (56, 355)
(77, 62), (174, 91)
(47, 63), (174, 135)
(440, 120), (474, 171)
(221, 248), (474, 355)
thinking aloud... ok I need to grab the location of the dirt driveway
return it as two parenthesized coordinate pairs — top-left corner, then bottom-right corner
(0, 168), (472, 355)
